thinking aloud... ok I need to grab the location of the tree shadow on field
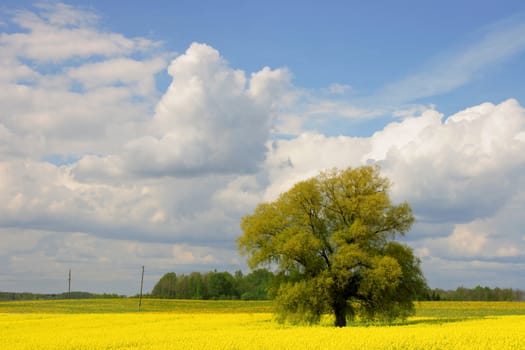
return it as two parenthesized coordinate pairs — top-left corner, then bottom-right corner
(393, 317), (485, 327)
(343, 316), (486, 328)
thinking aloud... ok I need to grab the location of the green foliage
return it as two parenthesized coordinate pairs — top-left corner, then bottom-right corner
(274, 275), (332, 324)
(238, 165), (427, 326)
(427, 286), (525, 301)
(207, 271), (236, 299)
(0, 291), (124, 301)
(238, 269), (275, 300)
(151, 272), (177, 298)
(150, 269), (275, 300)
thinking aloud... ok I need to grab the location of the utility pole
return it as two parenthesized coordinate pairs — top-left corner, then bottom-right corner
(168, 274), (173, 298)
(138, 266), (144, 311)
(68, 269), (71, 298)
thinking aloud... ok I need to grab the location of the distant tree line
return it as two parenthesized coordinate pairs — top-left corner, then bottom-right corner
(150, 269), (525, 302)
(0, 291), (124, 301)
(150, 269), (275, 300)
(425, 286), (524, 301)
(3, 280), (523, 302)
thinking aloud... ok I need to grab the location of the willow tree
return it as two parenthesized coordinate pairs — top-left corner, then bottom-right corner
(238, 166), (427, 327)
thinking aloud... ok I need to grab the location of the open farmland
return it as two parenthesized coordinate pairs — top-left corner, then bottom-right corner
(1, 300), (524, 350)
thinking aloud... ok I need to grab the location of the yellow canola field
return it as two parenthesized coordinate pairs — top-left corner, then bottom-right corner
(1, 312), (524, 350)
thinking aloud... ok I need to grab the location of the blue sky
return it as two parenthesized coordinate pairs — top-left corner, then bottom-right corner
(1, 1), (525, 294)
(106, 1), (525, 111)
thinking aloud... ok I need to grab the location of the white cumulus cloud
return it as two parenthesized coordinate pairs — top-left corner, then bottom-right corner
(122, 43), (291, 177)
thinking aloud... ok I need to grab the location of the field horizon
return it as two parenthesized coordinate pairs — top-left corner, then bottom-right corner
(2, 298), (525, 318)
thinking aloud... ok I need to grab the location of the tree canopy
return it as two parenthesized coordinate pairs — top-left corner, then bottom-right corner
(238, 166), (427, 327)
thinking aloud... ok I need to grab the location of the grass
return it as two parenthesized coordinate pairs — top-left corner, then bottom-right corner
(414, 300), (525, 318)
(0, 298), (274, 314)
(1, 298), (524, 318)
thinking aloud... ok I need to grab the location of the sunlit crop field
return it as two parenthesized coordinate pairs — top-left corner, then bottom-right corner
(1, 300), (524, 349)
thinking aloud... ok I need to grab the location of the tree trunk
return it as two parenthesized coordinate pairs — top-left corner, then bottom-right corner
(333, 297), (347, 327)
